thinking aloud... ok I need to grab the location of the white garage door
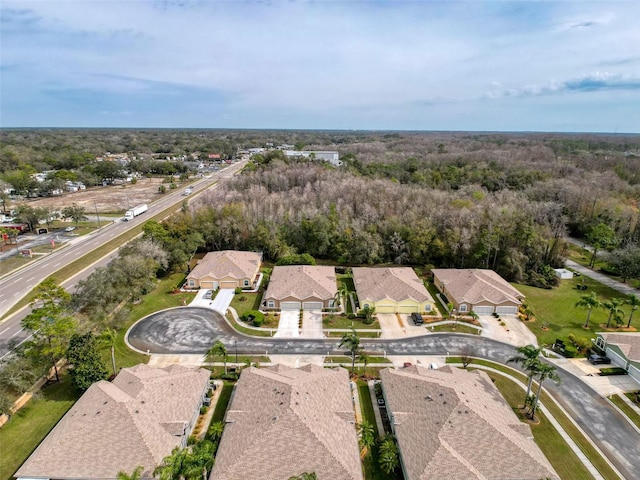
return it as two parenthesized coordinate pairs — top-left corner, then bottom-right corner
(606, 347), (627, 369)
(303, 302), (323, 310)
(472, 306), (494, 315)
(629, 365), (640, 384)
(281, 302), (302, 310)
(398, 304), (418, 313)
(496, 306), (518, 315)
(376, 305), (396, 313)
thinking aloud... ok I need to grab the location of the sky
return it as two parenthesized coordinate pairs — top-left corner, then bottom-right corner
(1, 1), (639, 132)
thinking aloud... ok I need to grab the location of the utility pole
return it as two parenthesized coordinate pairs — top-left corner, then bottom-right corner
(94, 200), (101, 228)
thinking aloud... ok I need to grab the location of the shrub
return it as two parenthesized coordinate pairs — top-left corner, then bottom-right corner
(599, 367), (627, 376)
(363, 316), (375, 325)
(200, 406), (208, 415)
(347, 313), (356, 319)
(234, 287), (242, 294)
(242, 309), (265, 326)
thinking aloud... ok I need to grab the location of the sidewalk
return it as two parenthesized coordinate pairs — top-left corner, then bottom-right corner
(565, 259), (640, 297)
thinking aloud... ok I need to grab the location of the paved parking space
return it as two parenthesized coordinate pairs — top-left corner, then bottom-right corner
(301, 310), (324, 338)
(274, 310), (300, 338)
(190, 288), (234, 314)
(377, 313), (405, 339)
(550, 357), (640, 396)
(477, 314), (538, 347)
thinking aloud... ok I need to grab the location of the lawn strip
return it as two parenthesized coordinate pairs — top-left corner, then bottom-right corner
(211, 381), (234, 424)
(609, 395), (640, 429)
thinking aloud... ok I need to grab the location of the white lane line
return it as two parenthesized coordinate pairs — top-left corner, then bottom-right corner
(53, 262), (62, 267)
(0, 326), (13, 336)
(1, 333), (32, 360)
(10, 327), (24, 338)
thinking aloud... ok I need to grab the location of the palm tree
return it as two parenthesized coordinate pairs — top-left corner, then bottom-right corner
(181, 440), (215, 480)
(378, 434), (399, 474)
(468, 310), (479, 322)
(100, 328), (118, 377)
(208, 340), (227, 374)
(357, 421), (376, 457)
(576, 292), (602, 328)
(358, 352), (369, 377)
(339, 328), (362, 375)
(603, 298), (624, 328)
(507, 345), (543, 400)
(117, 466), (144, 480)
(625, 294), (640, 328)
(529, 362), (560, 420)
(207, 421), (224, 442)
(334, 284), (349, 311)
(154, 446), (186, 480)
(288, 473), (317, 480)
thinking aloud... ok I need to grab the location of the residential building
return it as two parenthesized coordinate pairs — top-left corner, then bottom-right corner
(379, 366), (559, 480)
(210, 364), (363, 480)
(283, 150), (341, 166)
(431, 268), (525, 315)
(352, 267), (434, 313)
(595, 332), (640, 383)
(185, 250), (262, 290)
(263, 265), (337, 310)
(15, 364), (211, 480)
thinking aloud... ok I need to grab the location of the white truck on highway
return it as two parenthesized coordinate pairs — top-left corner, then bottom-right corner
(124, 204), (148, 221)
(183, 187), (193, 196)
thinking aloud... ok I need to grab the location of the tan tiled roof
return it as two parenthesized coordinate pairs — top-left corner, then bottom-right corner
(379, 366), (558, 480)
(16, 364), (210, 480)
(431, 268), (524, 306)
(264, 265), (337, 301)
(352, 267), (434, 303)
(210, 364), (363, 480)
(187, 250), (261, 281)
(599, 332), (640, 362)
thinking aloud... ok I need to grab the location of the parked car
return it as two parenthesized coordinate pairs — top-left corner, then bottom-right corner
(588, 354), (611, 365)
(377, 398), (385, 407)
(411, 312), (424, 325)
(64, 226), (75, 232)
(203, 290), (213, 299)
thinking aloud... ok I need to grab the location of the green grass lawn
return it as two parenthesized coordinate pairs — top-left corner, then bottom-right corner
(429, 323), (480, 335)
(0, 373), (80, 480)
(515, 277), (635, 348)
(426, 282), (447, 316)
(567, 244), (640, 290)
(323, 314), (380, 330)
(230, 292), (262, 317)
(609, 395), (640, 429)
(211, 381), (234, 424)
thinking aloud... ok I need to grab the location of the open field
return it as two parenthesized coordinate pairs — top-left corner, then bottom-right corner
(7, 177), (194, 215)
(515, 277), (636, 349)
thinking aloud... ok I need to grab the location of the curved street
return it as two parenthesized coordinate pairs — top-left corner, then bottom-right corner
(128, 307), (640, 479)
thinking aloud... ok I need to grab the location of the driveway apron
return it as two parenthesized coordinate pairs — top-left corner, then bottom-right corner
(274, 310), (300, 338)
(301, 310), (324, 338)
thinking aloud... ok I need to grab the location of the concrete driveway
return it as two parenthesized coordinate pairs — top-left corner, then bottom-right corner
(274, 310), (300, 338)
(190, 288), (234, 315)
(377, 313), (406, 338)
(301, 310), (324, 338)
(477, 314), (538, 347)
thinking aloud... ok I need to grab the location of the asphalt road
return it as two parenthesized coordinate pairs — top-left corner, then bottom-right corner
(128, 307), (640, 479)
(0, 161), (246, 358)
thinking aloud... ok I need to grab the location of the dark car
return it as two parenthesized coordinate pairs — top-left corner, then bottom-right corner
(588, 354), (611, 365)
(411, 312), (424, 325)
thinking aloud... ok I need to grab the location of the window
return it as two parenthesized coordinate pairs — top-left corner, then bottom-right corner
(188, 279), (195, 287)
(364, 304), (369, 309)
(328, 299), (335, 307)
(243, 279), (250, 287)
(268, 300), (275, 308)
(459, 304), (467, 312)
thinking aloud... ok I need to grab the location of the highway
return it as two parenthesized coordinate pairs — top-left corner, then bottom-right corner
(0, 161), (246, 358)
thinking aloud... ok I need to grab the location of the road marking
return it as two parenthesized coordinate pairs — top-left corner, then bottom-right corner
(1, 333), (32, 360)
(0, 326), (12, 336)
(10, 327), (24, 338)
(53, 262), (62, 267)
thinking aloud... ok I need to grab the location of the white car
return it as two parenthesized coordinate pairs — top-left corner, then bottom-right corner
(64, 226), (75, 232)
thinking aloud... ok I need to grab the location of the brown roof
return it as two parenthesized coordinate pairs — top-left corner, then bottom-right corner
(16, 364), (210, 480)
(187, 250), (261, 281)
(264, 265), (337, 301)
(210, 364), (363, 480)
(352, 267), (434, 303)
(379, 366), (558, 480)
(432, 269), (524, 306)
(599, 332), (640, 362)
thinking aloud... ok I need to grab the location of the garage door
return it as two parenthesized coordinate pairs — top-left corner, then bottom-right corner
(376, 305), (396, 313)
(398, 305), (418, 313)
(220, 281), (237, 289)
(281, 302), (301, 310)
(472, 306), (494, 315)
(496, 306), (518, 315)
(303, 302), (323, 310)
(606, 347), (627, 369)
(200, 281), (217, 289)
(629, 365), (640, 384)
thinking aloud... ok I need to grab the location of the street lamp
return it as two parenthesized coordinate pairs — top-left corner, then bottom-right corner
(234, 340), (238, 364)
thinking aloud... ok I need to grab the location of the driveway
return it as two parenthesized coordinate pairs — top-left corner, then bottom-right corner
(377, 313), (406, 338)
(477, 314), (539, 347)
(274, 310), (300, 338)
(190, 288), (234, 314)
(301, 310), (324, 338)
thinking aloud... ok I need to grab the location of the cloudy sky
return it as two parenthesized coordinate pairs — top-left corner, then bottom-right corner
(1, 1), (639, 132)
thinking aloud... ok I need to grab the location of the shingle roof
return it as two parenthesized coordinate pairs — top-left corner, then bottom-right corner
(210, 364), (363, 480)
(187, 250), (261, 281)
(431, 269), (524, 306)
(264, 265), (337, 301)
(352, 267), (433, 303)
(379, 366), (558, 480)
(599, 332), (640, 362)
(16, 364), (210, 480)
